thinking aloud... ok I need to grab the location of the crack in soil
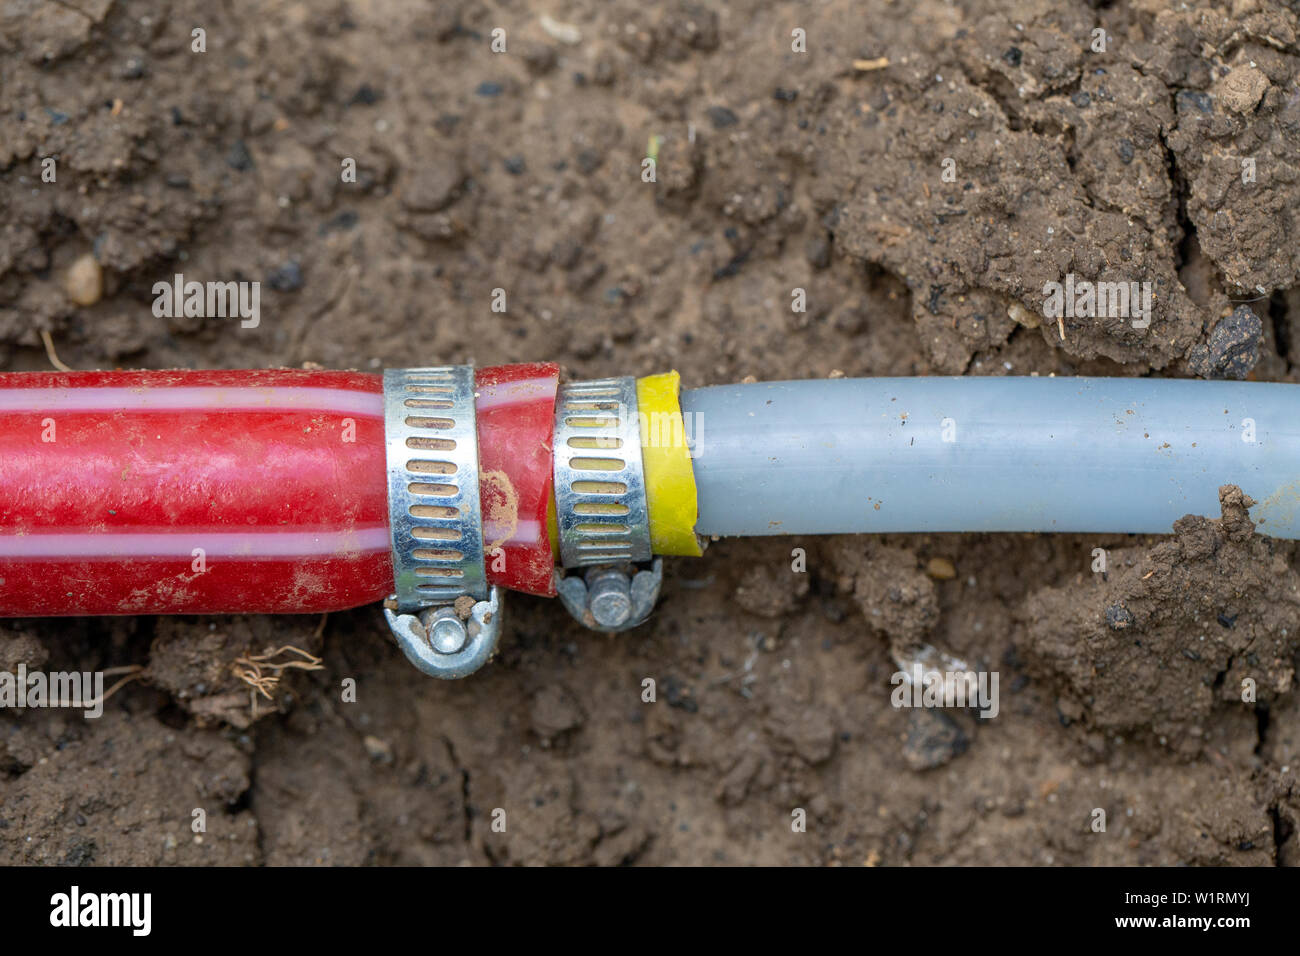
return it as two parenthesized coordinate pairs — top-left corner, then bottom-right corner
(441, 735), (473, 848)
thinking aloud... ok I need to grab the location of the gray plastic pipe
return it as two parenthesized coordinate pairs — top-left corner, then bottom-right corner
(680, 377), (1300, 538)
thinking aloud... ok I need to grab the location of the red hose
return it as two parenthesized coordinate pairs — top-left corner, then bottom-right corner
(0, 365), (558, 616)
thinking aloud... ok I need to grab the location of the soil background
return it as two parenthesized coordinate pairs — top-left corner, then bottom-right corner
(3, 0), (1300, 865)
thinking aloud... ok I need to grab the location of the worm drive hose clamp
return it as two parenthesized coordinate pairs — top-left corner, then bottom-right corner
(382, 366), (504, 678)
(553, 376), (663, 632)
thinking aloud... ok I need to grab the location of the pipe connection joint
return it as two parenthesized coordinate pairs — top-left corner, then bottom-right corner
(381, 369), (669, 677)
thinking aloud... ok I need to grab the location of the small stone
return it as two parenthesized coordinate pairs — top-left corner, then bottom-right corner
(1219, 65), (1268, 114)
(227, 139), (253, 171)
(362, 735), (393, 763)
(503, 155), (527, 175)
(64, 254), (103, 306)
(1105, 603), (1135, 630)
(1176, 90), (1214, 114)
(538, 14), (582, 45)
(348, 84), (382, 106)
(575, 148), (603, 175)
(1187, 305), (1262, 380)
(1002, 47), (1023, 68)
(804, 233), (831, 269)
(662, 676), (698, 713)
(266, 260), (303, 292)
(706, 106), (738, 129)
(1008, 301), (1040, 329)
(925, 557), (957, 580)
(902, 709), (968, 771)
(401, 163), (463, 213)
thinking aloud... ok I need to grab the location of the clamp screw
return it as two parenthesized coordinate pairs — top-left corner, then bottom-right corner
(383, 586), (504, 679)
(425, 609), (469, 655)
(557, 559), (663, 633)
(586, 569), (634, 628)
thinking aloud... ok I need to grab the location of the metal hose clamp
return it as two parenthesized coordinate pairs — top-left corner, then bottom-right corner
(553, 376), (652, 567)
(553, 376), (660, 632)
(382, 366), (503, 678)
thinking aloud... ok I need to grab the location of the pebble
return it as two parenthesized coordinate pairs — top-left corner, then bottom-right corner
(902, 709), (968, 770)
(266, 260), (304, 292)
(349, 84), (382, 106)
(363, 735), (393, 763)
(1008, 301), (1039, 328)
(539, 14), (582, 45)
(805, 233), (831, 269)
(1188, 305), (1262, 380)
(227, 139), (253, 171)
(926, 557), (957, 580)
(706, 106), (738, 128)
(1105, 603), (1135, 630)
(64, 254), (103, 306)
(1176, 90), (1214, 114)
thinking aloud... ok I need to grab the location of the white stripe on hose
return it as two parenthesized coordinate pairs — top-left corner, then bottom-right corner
(0, 527), (391, 559)
(0, 387), (384, 417)
(482, 518), (543, 549)
(474, 377), (557, 411)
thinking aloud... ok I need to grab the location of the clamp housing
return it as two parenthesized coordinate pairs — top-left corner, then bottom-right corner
(382, 366), (503, 678)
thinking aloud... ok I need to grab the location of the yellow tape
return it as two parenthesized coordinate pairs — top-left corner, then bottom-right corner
(546, 492), (559, 558)
(636, 371), (703, 556)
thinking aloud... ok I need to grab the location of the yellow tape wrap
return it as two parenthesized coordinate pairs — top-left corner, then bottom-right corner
(636, 371), (703, 557)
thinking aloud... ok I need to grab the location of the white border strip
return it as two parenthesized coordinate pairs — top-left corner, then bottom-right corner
(0, 387), (384, 417)
(0, 527), (391, 559)
(475, 377), (558, 412)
